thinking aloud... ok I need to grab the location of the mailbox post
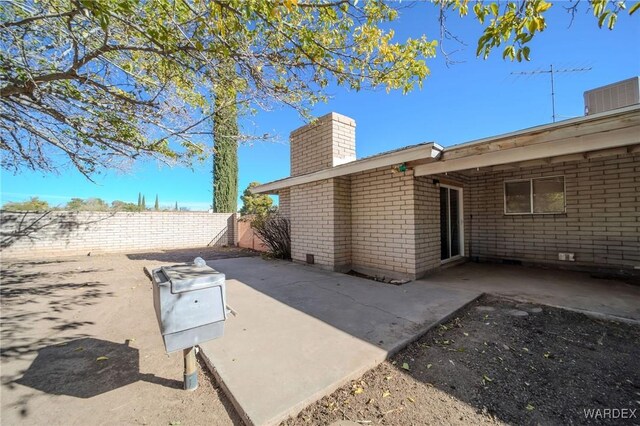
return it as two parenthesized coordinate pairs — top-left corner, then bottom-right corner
(152, 263), (227, 391)
(183, 347), (198, 391)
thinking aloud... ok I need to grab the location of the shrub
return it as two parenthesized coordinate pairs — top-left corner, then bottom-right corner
(251, 213), (291, 259)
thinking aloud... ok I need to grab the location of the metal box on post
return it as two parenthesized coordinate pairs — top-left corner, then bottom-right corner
(152, 264), (227, 353)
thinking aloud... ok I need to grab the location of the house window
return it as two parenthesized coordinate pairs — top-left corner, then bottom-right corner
(504, 176), (565, 214)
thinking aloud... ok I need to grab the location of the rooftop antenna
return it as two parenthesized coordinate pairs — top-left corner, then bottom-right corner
(511, 65), (591, 122)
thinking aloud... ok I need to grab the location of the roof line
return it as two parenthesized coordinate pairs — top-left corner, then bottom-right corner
(253, 142), (442, 194)
(444, 104), (640, 153)
(253, 104), (640, 194)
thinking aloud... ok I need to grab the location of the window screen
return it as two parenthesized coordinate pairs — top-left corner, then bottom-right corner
(505, 181), (531, 214)
(533, 177), (565, 213)
(504, 176), (565, 214)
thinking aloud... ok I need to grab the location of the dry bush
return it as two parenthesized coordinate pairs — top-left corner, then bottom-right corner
(251, 213), (291, 259)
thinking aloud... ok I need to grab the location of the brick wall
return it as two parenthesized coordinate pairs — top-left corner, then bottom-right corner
(333, 176), (352, 269)
(350, 167), (418, 278)
(278, 189), (291, 218)
(467, 153), (640, 271)
(290, 179), (342, 269)
(414, 176), (442, 275)
(1, 211), (236, 258)
(290, 112), (356, 176)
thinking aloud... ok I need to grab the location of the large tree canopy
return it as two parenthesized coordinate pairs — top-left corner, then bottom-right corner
(1, 0), (637, 178)
(1, 0), (436, 178)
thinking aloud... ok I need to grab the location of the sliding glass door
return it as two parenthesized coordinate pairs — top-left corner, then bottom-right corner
(440, 186), (463, 262)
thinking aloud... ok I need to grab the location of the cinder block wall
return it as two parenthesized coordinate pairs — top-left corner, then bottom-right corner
(290, 112), (356, 176)
(467, 153), (640, 271)
(1, 211), (236, 258)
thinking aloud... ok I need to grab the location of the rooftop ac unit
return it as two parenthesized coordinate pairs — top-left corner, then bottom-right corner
(584, 77), (639, 115)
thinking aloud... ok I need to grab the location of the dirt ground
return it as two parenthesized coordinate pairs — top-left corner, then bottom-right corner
(284, 295), (640, 426)
(1, 248), (254, 425)
(4, 250), (639, 426)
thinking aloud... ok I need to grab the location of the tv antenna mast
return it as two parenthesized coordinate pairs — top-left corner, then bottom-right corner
(511, 65), (591, 122)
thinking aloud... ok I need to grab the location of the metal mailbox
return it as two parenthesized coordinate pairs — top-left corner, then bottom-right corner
(152, 264), (227, 353)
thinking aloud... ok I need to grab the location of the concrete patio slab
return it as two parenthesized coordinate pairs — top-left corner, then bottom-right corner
(420, 262), (640, 322)
(199, 258), (481, 426)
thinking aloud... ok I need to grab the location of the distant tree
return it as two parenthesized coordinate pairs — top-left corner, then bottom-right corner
(240, 182), (273, 217)
(154, 195), (159, 211)
(65, 198), (85, 210)
(2, 197), (50, 211)
(65, 198), (109, 211)
(141, 195), (146, 210)
(179, 206), (190, 212)
(111, 200), (139, 212)
(175, 201), (178, 211)
(137, 193), (142, 208)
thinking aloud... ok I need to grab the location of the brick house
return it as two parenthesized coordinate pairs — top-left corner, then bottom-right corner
(253, 82), (640, 279)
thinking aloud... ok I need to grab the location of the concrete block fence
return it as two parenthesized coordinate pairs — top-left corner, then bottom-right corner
(0, 210), (237, 258)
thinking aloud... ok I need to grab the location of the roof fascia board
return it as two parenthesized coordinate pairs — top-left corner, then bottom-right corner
(414, 124), (639, 176)
(442, 104), (640, 155)
(254, 143), (441, 193)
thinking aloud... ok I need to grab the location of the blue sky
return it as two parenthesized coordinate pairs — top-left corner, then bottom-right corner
(2, 3), (639, 210)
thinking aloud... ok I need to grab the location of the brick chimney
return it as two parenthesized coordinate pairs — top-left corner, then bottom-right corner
(290, 112), (356, 177)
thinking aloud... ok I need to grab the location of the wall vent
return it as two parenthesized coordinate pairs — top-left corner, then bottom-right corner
(584, 77), (639, 115)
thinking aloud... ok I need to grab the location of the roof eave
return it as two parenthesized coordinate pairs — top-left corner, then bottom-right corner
(253, 142), (442, 194)
(414, 105), (640, 176)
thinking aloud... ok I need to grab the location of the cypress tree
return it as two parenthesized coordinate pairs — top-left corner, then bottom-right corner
(154, 194), (159, 211)
(212, 59), (238, 213)
(137, 192), (142, 208)
(141, 195), (146, 210)
(175, 201), (178, 211)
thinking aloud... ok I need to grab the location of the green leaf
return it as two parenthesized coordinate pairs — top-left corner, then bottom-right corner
(630, 2), (640, 15)
(402, 362), (410, 370)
